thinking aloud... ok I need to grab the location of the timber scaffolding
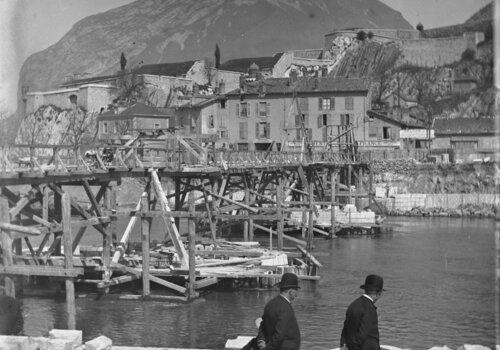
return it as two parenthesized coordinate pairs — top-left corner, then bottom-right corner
(0, 140), (377, 328)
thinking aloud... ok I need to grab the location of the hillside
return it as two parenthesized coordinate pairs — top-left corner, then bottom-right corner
(18, 0), (411, 96)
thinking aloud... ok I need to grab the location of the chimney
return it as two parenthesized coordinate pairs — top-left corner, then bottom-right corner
(289, 70), (298, 84)
(239, 75), (246, 93)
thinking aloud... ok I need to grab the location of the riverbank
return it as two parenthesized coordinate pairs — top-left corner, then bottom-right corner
(1, 331), (496, 350)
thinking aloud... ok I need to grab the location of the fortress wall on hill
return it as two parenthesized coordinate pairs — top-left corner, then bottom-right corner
(398, 36), (469, 67)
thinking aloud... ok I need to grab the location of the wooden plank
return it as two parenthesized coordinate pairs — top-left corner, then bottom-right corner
(277, 177), (284, 250)
(205, 188), (258, 213)
(0, 197), (15, 296)
(194, 277), (218, 289)
(97, 274), (138, 289)
(0, 265), (83, 277)
(330, 171), (338, 238)
(296, 245), (323, 268)
(148, 274), (186, 294)
(253, 223), (307, 246)
(283, 217), (330, 237)
(0, 222), (41, 236)
(62, 193), (76, 330)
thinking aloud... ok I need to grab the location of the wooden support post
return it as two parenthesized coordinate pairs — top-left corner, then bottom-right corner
(330, 171), (337, 237)
(369, 154), (373, 207)
(188, 189), (197, 299)
(54, 190), (62, 255)
(347, 165), (352, 205)
(248, 186), (254, 242)
(0, 197), (15, 297)
(141, 193), (150, 297)
(62, 193), (76, 330)
(277, 176), (284, 250)
(243, 183), (249, 242)
(307, 180), (314, 252)
(174, 178), (181, 229)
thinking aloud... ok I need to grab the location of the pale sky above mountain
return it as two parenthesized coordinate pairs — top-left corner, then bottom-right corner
(0, 0), (493, 114)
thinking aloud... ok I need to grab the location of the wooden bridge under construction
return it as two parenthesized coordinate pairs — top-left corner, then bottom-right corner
(0, 138), (376, 329)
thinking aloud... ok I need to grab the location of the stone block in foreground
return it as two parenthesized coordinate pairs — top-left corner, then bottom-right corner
(85, 335), (112, 350)
(224, 336), (253, 349)
(49, 329), (83, 347)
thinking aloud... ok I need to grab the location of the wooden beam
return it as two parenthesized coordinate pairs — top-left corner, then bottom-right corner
(62, 193), (76, 330)
(203, 188), (258, 213)
(150, 170), (188, 267)
(0, 222), (41, 236)
(141, 193), (150, 297)
(0, 265), (83, 277)
(0, 196), (15, 296)
(253, 223), (307, 246)
(296, 245), (323, 268)
(194, 277), (218, 289)
(188, 189), (197, 299)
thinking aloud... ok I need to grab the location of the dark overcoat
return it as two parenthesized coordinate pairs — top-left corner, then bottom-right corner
(257, 295), (301, 350)
(340, 296), (380, 350)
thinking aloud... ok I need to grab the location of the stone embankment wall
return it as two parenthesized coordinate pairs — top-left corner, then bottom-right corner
(375, 193), (498, 217)
(370, 159), (498, 217)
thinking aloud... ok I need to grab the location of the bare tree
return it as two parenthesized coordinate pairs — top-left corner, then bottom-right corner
(61, 109), (97, 147)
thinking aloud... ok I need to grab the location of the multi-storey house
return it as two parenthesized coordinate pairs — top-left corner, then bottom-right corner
(224, 76), (371, 151)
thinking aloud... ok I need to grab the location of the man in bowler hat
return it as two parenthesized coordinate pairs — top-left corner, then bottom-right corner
(256, 272), (301, 350)
(340, 274), (385, 350)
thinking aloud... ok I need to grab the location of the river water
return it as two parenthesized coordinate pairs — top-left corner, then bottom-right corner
(20, 217), (496, 349)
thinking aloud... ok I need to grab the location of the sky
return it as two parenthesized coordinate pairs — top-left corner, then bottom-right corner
(0, 0), (494, 115)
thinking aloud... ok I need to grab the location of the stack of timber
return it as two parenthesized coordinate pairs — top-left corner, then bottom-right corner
(80, 239), (320, 294)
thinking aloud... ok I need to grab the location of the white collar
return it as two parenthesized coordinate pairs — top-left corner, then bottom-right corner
(363, 294), (374, 302)
(280, 294), (291, 304)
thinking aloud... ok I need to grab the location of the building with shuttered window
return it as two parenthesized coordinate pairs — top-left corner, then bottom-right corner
(224, 76), (371, 151)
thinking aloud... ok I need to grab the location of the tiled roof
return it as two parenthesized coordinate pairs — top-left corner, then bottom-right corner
(433, 116), (496, 135)
(226, 77), (369, 96)
(98, 103), (174, 120)
(219, 53), (283, 73)
(133, 60), (196, 77)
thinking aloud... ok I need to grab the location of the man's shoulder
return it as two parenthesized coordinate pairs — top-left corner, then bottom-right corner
(265, 295), (289, 310)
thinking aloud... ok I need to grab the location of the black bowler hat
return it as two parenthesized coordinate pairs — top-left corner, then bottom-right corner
(360, 274), (386, 292)
(279, 272), (300, 290)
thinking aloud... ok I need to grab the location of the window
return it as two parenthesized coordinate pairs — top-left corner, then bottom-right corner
(219, 130), (228, 139)
(383, 127), (391, 140)
(318, 114), (331, 127)
(319, 97), (334, 110)
(238, 143), (249, 151)
(259, 102), (269, 117)
(369, 123), (378, 138)
(345, 96), (354, 110)
(340, 114), (351, 125)
(256, 122), (271, 139)
(239, 122), (248, 140)
(240, 102), (248, 117)
(220, 99), (226, 109)
(69, 94), (77, 105)
(102, 122), (108, 134)
(208, 115), (215, 129)
(153, 122), (161, 129)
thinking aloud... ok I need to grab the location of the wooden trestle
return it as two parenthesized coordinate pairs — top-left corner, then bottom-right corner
(0, 143), (373, 328)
